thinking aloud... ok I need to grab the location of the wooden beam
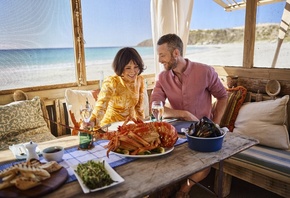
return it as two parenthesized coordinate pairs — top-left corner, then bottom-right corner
(70, 0), (87, 86)
(213, 0), (285, 11)
(213, 66), (290, 80)
(243, 0), (257, 68)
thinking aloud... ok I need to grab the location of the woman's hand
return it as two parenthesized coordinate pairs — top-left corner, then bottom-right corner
(80, 120), (95, 131)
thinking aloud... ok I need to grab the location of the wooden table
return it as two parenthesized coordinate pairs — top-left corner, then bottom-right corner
(0, 133), (258, 198)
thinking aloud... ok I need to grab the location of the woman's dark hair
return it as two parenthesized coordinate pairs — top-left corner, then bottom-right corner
(112, 47), (146, 76)
(157, 33), (183, 56)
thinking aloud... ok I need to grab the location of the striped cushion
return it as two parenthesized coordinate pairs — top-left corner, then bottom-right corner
(220, 86), (247, 132)
(228, 145), (290, 181)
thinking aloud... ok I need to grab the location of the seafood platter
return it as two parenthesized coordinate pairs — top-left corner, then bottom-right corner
(69, 113), (179, 157)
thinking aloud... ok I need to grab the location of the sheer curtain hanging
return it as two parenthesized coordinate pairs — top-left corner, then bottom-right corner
(271, 0), (290, 68)
(150, 0), (194, 76)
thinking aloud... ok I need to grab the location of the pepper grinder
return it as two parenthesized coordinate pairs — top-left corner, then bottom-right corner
(25, 141), (39, 162)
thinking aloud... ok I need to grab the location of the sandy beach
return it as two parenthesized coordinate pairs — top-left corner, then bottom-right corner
(1, 41), (290, 90)
(186, 41), (290, 68)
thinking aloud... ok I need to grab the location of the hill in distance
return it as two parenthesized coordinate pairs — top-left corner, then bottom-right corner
(137, 24), (289, 46)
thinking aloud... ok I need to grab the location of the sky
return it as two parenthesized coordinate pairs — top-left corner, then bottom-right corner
(190, 0), (285, 29)
(0, 0), (286, 49)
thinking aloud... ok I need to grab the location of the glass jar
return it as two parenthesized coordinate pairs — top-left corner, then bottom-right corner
(78, 131), (94, 150)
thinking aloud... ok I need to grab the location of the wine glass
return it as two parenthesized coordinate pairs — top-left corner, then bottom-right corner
(80, 98), (93, 122)
(151, 101), (164, 122)
(80, 105), (92, 123)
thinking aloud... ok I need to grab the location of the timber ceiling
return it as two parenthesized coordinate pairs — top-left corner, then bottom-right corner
(213, 0), (285, 11)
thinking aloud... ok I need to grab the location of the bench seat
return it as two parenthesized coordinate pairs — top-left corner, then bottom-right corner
(229, 145), (290, 181)
(214, 145), (290, 197)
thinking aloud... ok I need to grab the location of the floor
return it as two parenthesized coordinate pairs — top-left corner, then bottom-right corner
(188, 169), (284, 198)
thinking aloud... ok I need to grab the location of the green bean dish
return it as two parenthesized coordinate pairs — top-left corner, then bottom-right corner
(75, 160), (114, 189)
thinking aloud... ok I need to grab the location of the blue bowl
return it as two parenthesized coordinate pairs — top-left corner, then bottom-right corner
(185, 131), (227, 152)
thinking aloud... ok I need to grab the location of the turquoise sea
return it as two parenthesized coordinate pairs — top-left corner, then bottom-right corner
(0, 46), (207, 89)
(0, 47), (155, 70)
(0, 46), (206, 69)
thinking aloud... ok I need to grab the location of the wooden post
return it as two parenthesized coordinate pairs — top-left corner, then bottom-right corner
(243, 0), (257, 68)
(70, 0), (87, 86)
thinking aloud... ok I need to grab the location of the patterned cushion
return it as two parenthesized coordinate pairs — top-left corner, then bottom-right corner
(0, 97), (56, 151)
(220, 86), (247, 132)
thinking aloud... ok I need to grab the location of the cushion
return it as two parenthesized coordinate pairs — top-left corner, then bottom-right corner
(233, 95), (290, 150)
(0, 97), (56, 151)
(220, 86), (247, 132)
(65, 89), (97, 131)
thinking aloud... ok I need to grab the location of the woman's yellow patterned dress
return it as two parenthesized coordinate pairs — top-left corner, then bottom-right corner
(91, 75), (145, 127)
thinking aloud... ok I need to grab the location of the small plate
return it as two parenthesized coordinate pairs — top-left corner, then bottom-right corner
(162, 118), (178, 123)
(9, 143), (41, 159)
(71, 159), (124, 193)
(111, 147), (174, 158)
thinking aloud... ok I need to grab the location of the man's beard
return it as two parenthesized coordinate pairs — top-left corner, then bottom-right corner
(166, 56), (178, 71)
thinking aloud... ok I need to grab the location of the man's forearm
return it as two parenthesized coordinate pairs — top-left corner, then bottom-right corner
(163, 106), (199, 121)
(212, 98), (228, 124)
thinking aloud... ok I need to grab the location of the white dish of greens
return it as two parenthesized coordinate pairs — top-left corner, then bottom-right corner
(71, 159), (124, 193)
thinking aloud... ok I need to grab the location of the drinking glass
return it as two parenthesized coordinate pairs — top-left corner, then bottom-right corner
(151, 101), (164, 122)
(80, 104), (92, 123)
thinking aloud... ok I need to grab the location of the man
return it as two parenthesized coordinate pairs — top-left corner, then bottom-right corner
(151, 34), (228, 198)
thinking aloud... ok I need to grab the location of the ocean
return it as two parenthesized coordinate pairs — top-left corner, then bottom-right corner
(0, 45), (207, 90)
(0, 45), (206, 68)
(0, 47), (154, 69)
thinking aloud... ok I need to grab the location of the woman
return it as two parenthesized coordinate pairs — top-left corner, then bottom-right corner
(90, 47), (146, 127)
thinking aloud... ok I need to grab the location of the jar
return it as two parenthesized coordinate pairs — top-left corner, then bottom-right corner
(78, 131), (94, 150)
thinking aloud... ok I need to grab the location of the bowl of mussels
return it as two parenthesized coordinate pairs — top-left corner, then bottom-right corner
(185, 117), (228, 152)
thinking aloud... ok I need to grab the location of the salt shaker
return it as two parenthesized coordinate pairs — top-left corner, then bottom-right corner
(25, 141), (39, 161)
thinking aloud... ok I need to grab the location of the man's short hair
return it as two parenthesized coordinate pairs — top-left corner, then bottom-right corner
(157, 34), (183, 56)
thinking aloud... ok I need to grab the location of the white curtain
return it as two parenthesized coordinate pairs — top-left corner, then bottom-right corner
(150, 0), (194, 76)
(272, 0), (290, 68)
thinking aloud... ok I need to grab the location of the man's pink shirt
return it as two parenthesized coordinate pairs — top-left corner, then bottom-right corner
(151, 59), (227, 119)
